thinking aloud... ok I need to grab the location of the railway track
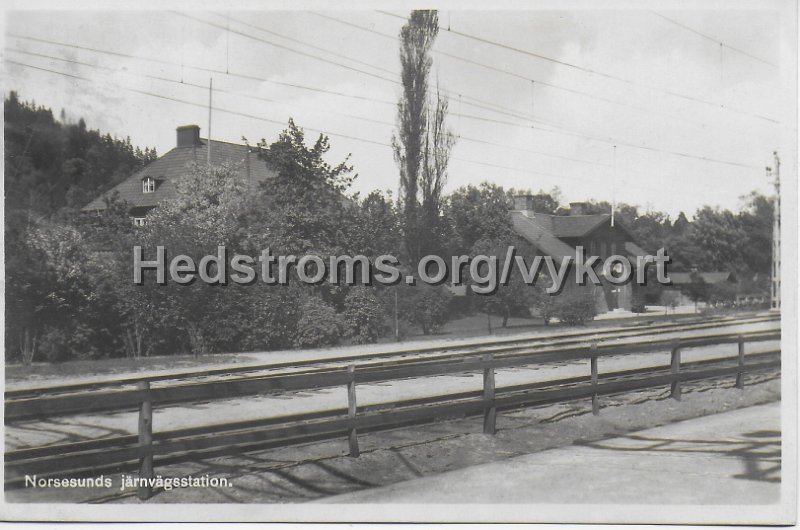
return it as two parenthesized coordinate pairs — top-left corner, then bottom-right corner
(5, 312), (779, 401)
(3, 314), (781, 491)
(4, 340), (780, 489)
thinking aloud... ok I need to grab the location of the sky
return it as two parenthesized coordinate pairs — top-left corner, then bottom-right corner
(3, 2), (792, 218)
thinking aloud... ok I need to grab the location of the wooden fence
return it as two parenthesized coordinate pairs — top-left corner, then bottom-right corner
(5, 313), (778, 401)
(4, 329), (781, 499)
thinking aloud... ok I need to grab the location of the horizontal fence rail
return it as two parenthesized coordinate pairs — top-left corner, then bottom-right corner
(5, 313), (778, 400)
(4, 326), (782, 496)
(5, 328), (780, 421)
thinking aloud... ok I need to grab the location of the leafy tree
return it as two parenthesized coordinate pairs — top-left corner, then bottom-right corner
(530, 283), (557, 325)
(294, 296), (343, 348)
(685, 271), (711, 313)
(342, 190), (401, 259)
(685, 207), (746, 271)
(420, 86), (455, 257)
(399, 284), (452, 335)
(343, 287), (388, 344)
(7, 220), (121, 362)
(393, 10), (443, 263)
(661, 290), (682, 314)
(470, 238), (534, 327)
(141, 162), (253, 355)
(4, 92), (155, 218)
(709, 281), (738, 307)
(738, 191), (773, 275)
(5, 217), (51, 363)
(249, 119), (355, 256)
(510, 187), (563, 215)
(672, 212), (690, 234)
(446, 182), (514, 255)
(238, 285), (304, 352)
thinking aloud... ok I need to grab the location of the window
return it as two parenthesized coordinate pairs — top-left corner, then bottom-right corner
(142, 177), (156, 193)
(133, 217), (147, 227)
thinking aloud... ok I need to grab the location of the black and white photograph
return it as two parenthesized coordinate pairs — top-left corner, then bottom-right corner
(1, 0), (797, 524)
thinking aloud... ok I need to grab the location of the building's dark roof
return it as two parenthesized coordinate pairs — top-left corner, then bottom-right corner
(668, 271), (737, 285)
(82, 138), (275, 212)
(530, 213), (611, 238)
(510, 212), (576, 260)
(512, 211), (648, 263)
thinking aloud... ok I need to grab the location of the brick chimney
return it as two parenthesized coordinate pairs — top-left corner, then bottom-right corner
(176, 125), (202, 148)
(569, 201), (588, 216)
(512, 194), (535, 218)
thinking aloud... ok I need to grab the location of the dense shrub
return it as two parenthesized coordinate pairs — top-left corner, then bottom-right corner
(294, 296), (343, 349)
(343, 287), (387, 344)
(238, 288), (303, 352)
(630, 290), (648, 313)
(553, 289), (597, 326)
(36, 327), (71, 363)
(531, 286), (557, 325)
(401, 284), (452, 335)
(661, 290), (682, 311)
(708, 282), (738, 307)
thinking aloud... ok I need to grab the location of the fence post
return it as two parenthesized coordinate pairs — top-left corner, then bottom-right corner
(670, 339), (681, 401)
(347, 365), (360, 457)
(137, 380), (153, 501)
(483, 353), (496, 434)
(736, 335), (745, 389)
(590, 343), (600, 415)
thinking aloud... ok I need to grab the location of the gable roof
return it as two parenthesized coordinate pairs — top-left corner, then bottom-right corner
(82, 138), (275, 212)
(511, 211), (649, 262)
(510, 212), (576, 260)
(532, 213), (611, 238)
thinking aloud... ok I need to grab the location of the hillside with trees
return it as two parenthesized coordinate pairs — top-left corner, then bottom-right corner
(5, 91), (157, 220)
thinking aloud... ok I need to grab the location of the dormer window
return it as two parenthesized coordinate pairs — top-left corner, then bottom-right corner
(142, 177), (156, 194)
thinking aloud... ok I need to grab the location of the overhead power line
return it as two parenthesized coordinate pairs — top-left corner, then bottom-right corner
(10, 58), (625, 187)
(7, 46), (609, 169)
(309, 11), (745, 132)
(9, 33), (399, 105)
(211, 12), (398, 78)
(374, 9), (779, 125)
(6, 47), (250, 102)
(222, 11), (773, 139)
(9, 30), (765, 171)
(7, 34), (609, 167)
(173, 12), (766, 169)
(175, 11), (556, 131)
(651, 11), (777, 68)
(172, 11), (397, 85)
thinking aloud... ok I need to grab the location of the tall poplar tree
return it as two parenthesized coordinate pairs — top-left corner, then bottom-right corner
(393, 10), (446, 263)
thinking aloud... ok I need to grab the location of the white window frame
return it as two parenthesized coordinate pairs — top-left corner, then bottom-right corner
(142, 177), (156, 193)
(133, 217), (147, 227)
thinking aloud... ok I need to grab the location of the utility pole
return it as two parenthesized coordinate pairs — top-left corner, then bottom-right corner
(611, 145), (617, 227)
(207, 77), (213, 166)
(394, 290), (400, 342)
(768, 152), (780, 311)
